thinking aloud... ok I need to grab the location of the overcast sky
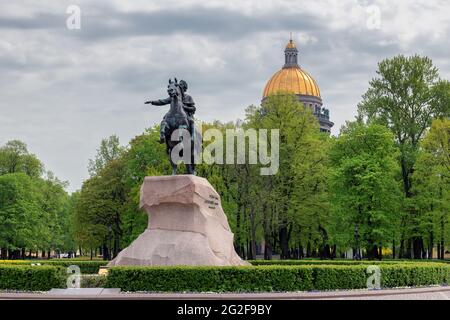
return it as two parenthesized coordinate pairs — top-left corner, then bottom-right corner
(1, 0), (449, 192)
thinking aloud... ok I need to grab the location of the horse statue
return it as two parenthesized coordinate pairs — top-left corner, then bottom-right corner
(146, 78), (201, 175)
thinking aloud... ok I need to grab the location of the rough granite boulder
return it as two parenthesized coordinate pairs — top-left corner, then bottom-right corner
(108, 175), (249, 266)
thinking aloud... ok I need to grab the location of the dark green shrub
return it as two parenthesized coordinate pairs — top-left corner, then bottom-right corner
(248, 260), (419, 266)
(43, 261), (107, 274)
(81, 274), (107, 288)
(0, 265), (66, 291)
(106, 266), (314, 292)
(0, 260), (107, 274)
(105, 263), (450, 292)
(311, 265), (367, 290)
(380, 264), (450, 287)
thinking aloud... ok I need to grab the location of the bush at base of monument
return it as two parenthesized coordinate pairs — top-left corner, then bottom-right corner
(106, 266), (314, 292)
(0, 260), (107, 274)
(0, 265), (66, 291)
(105, 263), (450, 292)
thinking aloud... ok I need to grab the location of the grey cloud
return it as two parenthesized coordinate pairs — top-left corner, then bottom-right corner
(0, 13), (64, 29)
(0, 1), (449, 192)
(1, 6), (323, 40)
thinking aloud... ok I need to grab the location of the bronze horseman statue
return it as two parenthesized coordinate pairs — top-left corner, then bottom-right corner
(145, 78), (200, 175)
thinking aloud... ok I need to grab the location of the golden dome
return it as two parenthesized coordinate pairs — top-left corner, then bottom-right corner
(286, 39), (296, 49)
(263, 66), (321, 98)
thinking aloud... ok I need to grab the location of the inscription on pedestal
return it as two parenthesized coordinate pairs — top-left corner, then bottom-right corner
(205, 194), (219, 209)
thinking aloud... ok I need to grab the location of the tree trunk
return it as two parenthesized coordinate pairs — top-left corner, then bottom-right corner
(113, 212), (122, 258)
(262, 204), (272, 260)
(366, 242), (378, 260)
(102, 243), (110, 261)
(10, 249), (21, 260)
(440, 213), (445, 260)
(401, 154), (426, 259)
(392, 239), (396, 259)
(352, 247), (361, 260)
(235, 183), (242, 258)
(412, 237), (423, 259)
(353, 224), (361, 260)
(279, 224), (290, 259)
(246, 240), (251, 260)
(405, 239), (413, 259)
(264, 241), (272, 260)
(306, 240), (311, 258)
(399, 238), (405, 258)
(299, 245), (305, 259)
(318, 226), (330, 259)
(428, 232), (434, 259)
(113, 234), (120, 259)
(331, 245), (337, 259)
(248, 209), (257, 260)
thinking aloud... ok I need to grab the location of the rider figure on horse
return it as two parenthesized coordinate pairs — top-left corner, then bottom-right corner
(145, 80), (196, 143)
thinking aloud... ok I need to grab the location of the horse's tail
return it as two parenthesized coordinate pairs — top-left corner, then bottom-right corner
(192, 127), (202, 156)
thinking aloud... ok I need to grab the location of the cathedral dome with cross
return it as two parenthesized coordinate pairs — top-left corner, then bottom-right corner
(262, 37), (334, 133)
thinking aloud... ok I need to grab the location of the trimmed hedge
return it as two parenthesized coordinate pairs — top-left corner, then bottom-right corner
(312, 265), (367, 290)
(0, 265), (66, 291)
(42, 261), (106, 274)
(249, 259), (422, 266)
(380, 264), (450, 287)
(106, 266), (314, 292)
(81, 274), (107, 288)
(106, 263), (450, 292)
(0, 260), (107, 274)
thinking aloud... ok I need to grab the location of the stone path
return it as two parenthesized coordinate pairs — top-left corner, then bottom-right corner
(1, 286), (449, 300)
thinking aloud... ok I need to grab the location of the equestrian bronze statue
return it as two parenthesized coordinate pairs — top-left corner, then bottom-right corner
(145, 79), (200, 175)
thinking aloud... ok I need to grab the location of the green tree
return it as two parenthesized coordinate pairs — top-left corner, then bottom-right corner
(329, 123), (402, 260)
(413, 118), (450, 259)
(120, 126), (168, 246)
(357, 55), (450, 258)
(0, 173), (42, 259)
(73, 128), (167, 259)
(37, 172), (71, 258)
(0, 141), (73, 259)
(88, 135), (124, 176)
(196, 121), (251, 258)
(0, 140), (43, 178)
(74, 159), (127, 260)
(246, 93), (331, 259)
(73, 177), (107, 259)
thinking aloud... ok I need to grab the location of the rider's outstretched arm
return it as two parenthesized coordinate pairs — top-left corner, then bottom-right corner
(146, 97), (171, 105)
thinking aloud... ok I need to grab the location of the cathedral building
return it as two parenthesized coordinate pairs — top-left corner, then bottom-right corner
(262, 38), (333, 133)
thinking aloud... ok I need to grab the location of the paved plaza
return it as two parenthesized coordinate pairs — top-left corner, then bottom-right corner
(1, 286), (449, 300)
